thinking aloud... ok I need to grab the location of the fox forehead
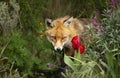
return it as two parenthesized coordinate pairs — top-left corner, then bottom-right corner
(46, 21), (70, 36)
(45, 16), (79, 41)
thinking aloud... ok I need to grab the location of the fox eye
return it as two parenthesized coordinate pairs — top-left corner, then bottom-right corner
(51, 36), (56, 40)
(62, 36), (67, 40)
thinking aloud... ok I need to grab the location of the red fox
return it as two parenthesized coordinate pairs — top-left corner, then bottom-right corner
(45, 16), (96, 56)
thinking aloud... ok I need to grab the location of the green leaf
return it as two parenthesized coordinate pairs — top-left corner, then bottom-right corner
(74, 51), (81, 60)
(64, 54), (75, 70)
(73, 51), (81, 65)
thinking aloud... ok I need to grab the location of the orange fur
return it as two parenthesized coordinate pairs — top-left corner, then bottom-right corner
(45, 16), (94, 56)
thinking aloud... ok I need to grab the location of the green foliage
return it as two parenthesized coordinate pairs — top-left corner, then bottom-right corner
(70, 0), (109, 18)
(63, 52), (104, 78)
(0, 0), (19, 37)
(101, 8), (120, 78)
(3, 30), (33, 74)
(1, 0), (59, 77)
(0, 0), (25, 77)
(42, 0), (109, 18)
(63, 7), (120, 78)
(0, 0), (120, 78)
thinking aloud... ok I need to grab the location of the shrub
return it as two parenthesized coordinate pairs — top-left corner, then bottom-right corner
(63, 5), (120, 78)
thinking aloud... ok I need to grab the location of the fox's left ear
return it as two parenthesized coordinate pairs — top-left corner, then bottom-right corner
(45, 18), (53, 29)
(64, 17), (73, 27)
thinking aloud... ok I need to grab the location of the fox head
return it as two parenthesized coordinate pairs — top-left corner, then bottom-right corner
(45, 16), (77, 52)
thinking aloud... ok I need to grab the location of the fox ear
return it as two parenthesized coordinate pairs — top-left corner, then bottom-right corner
(64, 17), (73, 27)
(45, 18), (53, 29)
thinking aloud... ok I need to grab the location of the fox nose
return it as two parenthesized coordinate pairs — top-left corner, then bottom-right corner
(54, 47), (62, 52)
(56, 48), (62, 52)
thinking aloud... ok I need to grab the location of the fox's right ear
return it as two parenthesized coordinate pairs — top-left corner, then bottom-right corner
(45, 18), (53, 29)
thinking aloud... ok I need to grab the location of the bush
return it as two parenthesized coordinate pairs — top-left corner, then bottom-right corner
(63, 5), (120, 78)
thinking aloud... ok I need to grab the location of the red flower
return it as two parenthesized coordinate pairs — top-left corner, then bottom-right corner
(79, 44), (85, 54)
(71, 36), (85, 54)
(71, 36), (80, 49)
